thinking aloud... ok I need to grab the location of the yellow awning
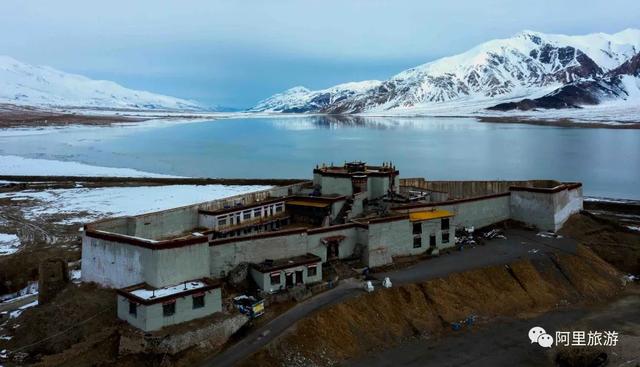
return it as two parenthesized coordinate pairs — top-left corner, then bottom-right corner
(286, 200), (330, 208)
(409, 209), (453, 222)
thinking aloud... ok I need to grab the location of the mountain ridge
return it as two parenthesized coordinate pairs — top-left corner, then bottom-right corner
(252, 29), (640, 114)
(0, 55), (204, 111)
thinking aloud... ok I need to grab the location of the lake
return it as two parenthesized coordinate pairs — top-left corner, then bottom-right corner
(1, 115), (639, 199)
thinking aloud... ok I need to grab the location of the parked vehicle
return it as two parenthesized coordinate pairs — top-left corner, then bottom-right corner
(233, 294), (265, 318)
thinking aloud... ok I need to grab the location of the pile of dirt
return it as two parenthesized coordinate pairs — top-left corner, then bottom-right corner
(0, 283), (118, 366)
(560, 212), (640, 274)
(241, 246), (623, 367)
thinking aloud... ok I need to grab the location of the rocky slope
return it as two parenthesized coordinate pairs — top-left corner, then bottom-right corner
(252, 29), (640, 114)
(490, 52), (640, 111)
(0, 56), (203, 111)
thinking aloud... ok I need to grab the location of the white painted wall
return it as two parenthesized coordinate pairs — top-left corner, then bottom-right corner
(147, 243), (211, 288)
(117, 288), (222, 332)
(81, 235), (148, 288)
(552, 187), (583, 231)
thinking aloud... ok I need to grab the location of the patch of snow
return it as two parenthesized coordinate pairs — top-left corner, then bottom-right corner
(129, 281), (208, 300)
(0, 234), (20, 256)
(536, 231), (562, 239)
(0, 281), (38, 303)
(627, 226), (640, 232)
(0, 155), (180, 177)
(0, 184), (271, 224)
(584, 197), (638, 204)
(70, 269), (81, 282)
(0, 335), (11, 340)
(9, 300), (38, 319)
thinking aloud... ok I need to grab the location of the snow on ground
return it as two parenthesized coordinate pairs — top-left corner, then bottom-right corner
(474, 102), (640, 125)
(0, 282), (38, 303)
(357, 97), (640, 124)
(9, 300), (38, 319)
(0, 234), (20, 256)
(0, 184), (271, 224)
(0, 155), (180, 177)
(70, 269), (81, 283)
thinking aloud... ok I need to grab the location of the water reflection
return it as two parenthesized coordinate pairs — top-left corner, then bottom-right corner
(0, 115), (638, 198)
(267, 114), (492, 131)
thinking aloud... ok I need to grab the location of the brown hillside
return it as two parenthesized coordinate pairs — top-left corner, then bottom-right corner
(242, 245), (623, 366)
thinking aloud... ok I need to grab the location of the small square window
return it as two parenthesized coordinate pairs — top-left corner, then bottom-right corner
(270, 273), (281, 285)
(307, 266), (317, 277)
(217, 218), (227, 226)
(128, 301), (137, 317)
(413, 223), (422, 235)
(413, 236), (422, 248)
(243, 211), (251, 220)
(442, 232), (450, 244)
(192, 295), (205, 309)
(254, 208), (262, 217)
(163, 302), (176, 317)
(441, 218), (450, 230)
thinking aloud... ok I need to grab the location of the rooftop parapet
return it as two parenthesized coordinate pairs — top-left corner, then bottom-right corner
(313, 161), (399, 177)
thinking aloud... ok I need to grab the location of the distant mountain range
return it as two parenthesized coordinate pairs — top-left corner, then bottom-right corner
(0, 56), (204, 111)
(251, 29), (640, 114)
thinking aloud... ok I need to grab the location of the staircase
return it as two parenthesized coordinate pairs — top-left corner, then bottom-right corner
(332, 198), (353, 225)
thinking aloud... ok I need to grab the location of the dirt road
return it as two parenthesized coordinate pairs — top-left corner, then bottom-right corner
(201, 229), (578, 367)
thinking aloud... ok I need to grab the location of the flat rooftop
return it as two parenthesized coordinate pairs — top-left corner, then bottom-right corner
(314, 161), (399, 176)
(118, 278), (221, 304)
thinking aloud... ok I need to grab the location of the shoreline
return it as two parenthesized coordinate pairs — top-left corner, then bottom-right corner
(2, 104), (640, 130)
(475, 115), (640, 129)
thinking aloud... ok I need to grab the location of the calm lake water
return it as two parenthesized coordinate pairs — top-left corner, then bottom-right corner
(1, 115), (639, 199)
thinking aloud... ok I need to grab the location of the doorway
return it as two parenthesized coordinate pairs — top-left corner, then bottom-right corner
(429, 235), (436, 248)
(285, 272), (294, 288)
(327, 241), (339, 260)
(295, 270), (304, 285)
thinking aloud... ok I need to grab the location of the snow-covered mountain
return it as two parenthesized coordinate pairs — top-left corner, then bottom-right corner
(250, 81), (381, 113)
(252, 29), (640, 114)
(490, 52), (640, 111)
(0, 56), (203, 111)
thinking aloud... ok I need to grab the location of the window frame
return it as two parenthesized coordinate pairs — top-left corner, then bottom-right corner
(162, 301), (176, 317)
(413, 236), (422, 248)
(412, 222), (422, 235)
(441, 218), (450, 230)
(128, 301), (137, 317)
(270, 272), (281, 285)
(442, 232), (450, 244)
(307, 265), (317, 277)
(192, 294), (205, 309)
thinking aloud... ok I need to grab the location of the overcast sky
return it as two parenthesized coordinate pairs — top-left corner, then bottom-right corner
(1, 0), (639, 108)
